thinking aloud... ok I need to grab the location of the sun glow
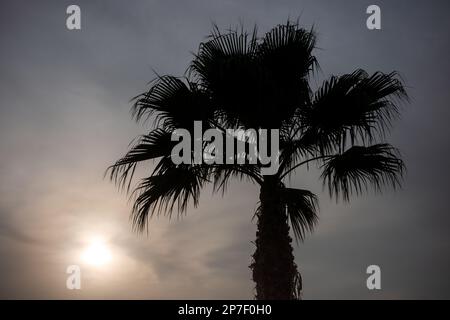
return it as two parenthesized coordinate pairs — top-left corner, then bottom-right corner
(82, 239), (112, 266)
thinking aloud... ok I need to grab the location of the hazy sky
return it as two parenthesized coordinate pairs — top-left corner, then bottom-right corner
(0, 0), (449, 299)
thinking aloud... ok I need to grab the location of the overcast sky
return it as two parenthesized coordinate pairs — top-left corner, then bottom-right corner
(0, 0), (449, 299)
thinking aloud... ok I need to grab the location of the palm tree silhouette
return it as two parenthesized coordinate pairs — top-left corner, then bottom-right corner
(108, 21), (407, 299)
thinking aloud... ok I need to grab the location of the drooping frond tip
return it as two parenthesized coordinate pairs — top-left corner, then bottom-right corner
(130, 165), (208, 232)
(282, 188), (319, 242)
(321, 144), (405, 201)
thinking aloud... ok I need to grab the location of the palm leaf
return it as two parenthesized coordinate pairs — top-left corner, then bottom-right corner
(107, 128), (173, 191)
(281, 187), (319, 242)
(212, 163), (263, 194)
(257, 21), (317, 78)
(131, 164), (209, 231)
(321, 144), (405, 201)
(132, 75), (213, 130)
(189, 27), (261, 128)
(303, 69), (408, 153)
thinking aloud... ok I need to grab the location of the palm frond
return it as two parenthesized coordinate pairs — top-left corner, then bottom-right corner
(303, 69), (408, 153)
(251, 22), (316, 126)
(281, 188), (319, 241)
(131, 164), (209, 231)
(189, 26), (260, 128)
(131, 75), (213, 130)
(257, 21), (318, 78)
(189, 25), (258, 85)
(106, 128), (173, 191)
(278, 129), (322, 177)
(212, 164), (263, 194)
(321, 144), (405, 201)
(190, 21), (317, 129)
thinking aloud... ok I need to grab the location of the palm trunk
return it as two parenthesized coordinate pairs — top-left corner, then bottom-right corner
(251, 176), (301, 299)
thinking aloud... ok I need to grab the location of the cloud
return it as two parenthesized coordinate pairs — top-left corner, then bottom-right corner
(1, 0), (450, 299)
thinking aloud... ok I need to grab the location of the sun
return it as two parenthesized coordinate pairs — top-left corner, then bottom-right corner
(82, 240), (112, 266)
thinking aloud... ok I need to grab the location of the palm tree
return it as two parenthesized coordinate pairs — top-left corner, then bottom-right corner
(108, 21), (407, 299)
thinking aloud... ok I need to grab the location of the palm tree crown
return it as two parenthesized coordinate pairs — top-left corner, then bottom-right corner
(108, 21), (407, 299)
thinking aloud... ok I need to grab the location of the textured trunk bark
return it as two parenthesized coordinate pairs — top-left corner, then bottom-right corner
(251, 176), (301, 300)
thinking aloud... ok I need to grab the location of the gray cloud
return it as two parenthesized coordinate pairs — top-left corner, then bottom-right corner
(0, 0), (449, 299)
